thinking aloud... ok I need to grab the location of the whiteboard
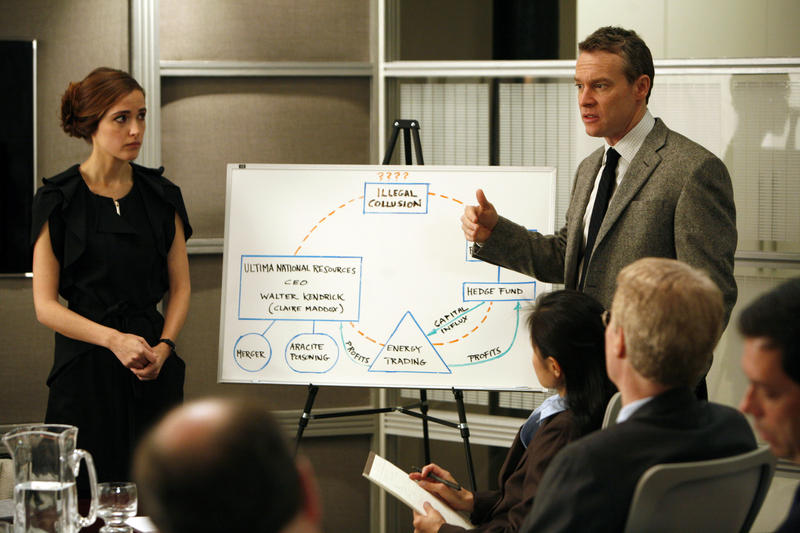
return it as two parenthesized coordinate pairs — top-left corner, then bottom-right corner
(219, 165), (556, 391)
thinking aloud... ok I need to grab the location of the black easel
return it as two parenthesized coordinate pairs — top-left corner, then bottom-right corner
(294, 119), (477, 492)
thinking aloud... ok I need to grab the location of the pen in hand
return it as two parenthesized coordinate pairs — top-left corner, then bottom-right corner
(412, 466), (462, 491)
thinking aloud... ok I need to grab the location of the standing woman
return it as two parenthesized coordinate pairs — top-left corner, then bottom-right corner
(31, 67), (191, 486)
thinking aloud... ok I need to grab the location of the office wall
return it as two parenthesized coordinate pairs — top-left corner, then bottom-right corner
(160, 0), (369, 62)
(161, 77), (371, 237)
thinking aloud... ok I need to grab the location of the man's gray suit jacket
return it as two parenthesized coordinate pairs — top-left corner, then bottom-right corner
(519, 387), (756, 532)
(474, 118), (737, 315)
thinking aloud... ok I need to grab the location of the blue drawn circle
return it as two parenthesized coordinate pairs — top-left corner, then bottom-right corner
(285, 333), (339, 373)
(233, 333), (272, 372)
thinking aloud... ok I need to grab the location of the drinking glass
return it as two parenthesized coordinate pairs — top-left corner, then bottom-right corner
(97, 482), (137, 533)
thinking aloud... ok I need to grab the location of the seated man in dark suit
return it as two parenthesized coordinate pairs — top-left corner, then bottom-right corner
(520, 257), (756, 533)
(739, 277), (800, 533)
(133, 397), (322, 533)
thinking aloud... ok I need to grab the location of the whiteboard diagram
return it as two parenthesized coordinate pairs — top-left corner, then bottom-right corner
(219, 165), (556, 390)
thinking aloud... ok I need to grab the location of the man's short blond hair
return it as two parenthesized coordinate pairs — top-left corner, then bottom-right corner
(611, 258), (724, 387)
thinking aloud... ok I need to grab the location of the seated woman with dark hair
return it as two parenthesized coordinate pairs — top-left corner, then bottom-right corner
(410, 290), (615, 533)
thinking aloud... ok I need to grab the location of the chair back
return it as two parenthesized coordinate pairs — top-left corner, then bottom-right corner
(623, 446), (776, 533)
(602, 391), (622, 429)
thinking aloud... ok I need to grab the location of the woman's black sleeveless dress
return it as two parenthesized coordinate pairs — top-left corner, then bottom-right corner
(30, 163), (192, 487)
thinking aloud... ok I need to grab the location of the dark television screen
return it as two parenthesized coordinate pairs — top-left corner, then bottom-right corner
(0, 40), (36, 275)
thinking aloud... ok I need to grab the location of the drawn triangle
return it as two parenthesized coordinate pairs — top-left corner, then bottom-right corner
(368, 311), (451, 373)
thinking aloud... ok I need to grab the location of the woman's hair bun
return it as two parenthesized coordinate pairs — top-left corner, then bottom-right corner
(60, 81), (84, 139)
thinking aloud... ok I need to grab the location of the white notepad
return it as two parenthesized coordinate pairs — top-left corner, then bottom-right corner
(362, 451), (474, 529)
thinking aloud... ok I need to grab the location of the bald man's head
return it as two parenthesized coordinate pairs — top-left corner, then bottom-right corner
(147, 399), (232, 462)
(134, 398), (303, 533)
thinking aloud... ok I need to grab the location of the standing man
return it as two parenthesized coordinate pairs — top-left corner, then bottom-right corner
(462, 26), (737, 318)
(518, 258), (755, 532)
(739, 278), (800, 532)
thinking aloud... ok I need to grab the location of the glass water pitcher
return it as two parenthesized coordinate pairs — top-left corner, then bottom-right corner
(3, 425), (97, 533)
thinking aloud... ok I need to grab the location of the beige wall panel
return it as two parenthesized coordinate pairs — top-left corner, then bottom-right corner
(300, 436), (372, 533)
(558, 0), (577, 60)
(0, 0), (129, 179)
(577, 0), (800, 59)
(0, 279), (51, 423)
(160, 0), (370, 61)
(160, 77), (371, 239)
(399, 0), (493, 60)
(180, 255), (371, 408)
(666, 0), (800, 57)
(766, 0), (800, 57)
(576, 0), (666, 57)
(665, 0), (768, 58)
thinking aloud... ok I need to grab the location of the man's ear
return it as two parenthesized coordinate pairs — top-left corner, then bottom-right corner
(618, 327), (627, 360)
(634, 74), (650, 101)
(608, 324), (626, 362)
(296, 456), (322, 526)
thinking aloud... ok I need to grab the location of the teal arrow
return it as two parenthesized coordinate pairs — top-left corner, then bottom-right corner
(427, 302), (487, 336)
(450, 302), (521, 367)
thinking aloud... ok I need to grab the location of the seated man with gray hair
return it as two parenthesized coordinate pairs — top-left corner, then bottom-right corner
(520, 257), (756, 533)
(133, 397), (322, 533)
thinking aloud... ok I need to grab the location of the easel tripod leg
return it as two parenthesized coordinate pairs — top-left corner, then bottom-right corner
(295, 384), (319, 456)
(403, 127), (413, 164)
(411, 126), (424, 165)
(382, 122), (402, 165)
(420, 389), (431, 464)
(453, 388), (477, 492)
